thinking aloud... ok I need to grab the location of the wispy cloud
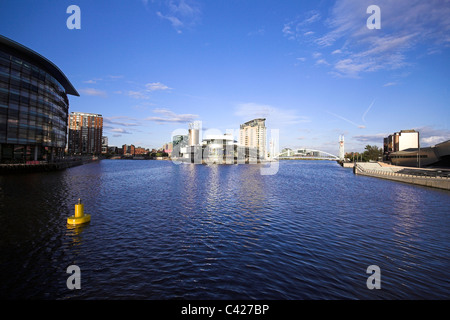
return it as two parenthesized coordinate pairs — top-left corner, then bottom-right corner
(282, 10), (321, 41)
(125, 81), (172, 99)
(146, 82), (172, 91)
(82, 75), (123, 84)
(353, 133), (387, 143)
(154, 0), (201, 33)
(104, 116), (141, 127)
(235, 102), (311, 127)
(83, 78), (102, 84)
(248, 28), (265, 36)
(145, 108), (199, 123)
(79, 88), (107, 97)
(284, 0), (450, 78)
(110, 128), (132, 134)
(414, 126), (450, 147)
(127, 90), (150, 100)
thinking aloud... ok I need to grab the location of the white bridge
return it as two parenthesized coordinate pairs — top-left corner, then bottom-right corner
(275, 148), (339, 160)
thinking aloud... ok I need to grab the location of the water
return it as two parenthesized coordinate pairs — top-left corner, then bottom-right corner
(0, 160), (449, 299)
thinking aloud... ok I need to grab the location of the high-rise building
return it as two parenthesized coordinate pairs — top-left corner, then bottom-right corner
(68, 112), (103, 155)
(239, 118), (267, 159)
(0, 35), (79, 163)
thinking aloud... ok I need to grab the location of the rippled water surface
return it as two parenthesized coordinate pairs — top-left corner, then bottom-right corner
(0, 160), (449, 299)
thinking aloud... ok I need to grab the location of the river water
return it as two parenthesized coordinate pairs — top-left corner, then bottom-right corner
(0, 160), (449, 299)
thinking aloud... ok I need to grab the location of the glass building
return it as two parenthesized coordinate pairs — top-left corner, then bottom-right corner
(0, 35), (79, 163)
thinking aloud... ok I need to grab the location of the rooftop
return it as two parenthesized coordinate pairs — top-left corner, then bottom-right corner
(0, 35), (79, 96)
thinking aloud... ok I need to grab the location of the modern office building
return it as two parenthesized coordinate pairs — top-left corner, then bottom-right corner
(0, 35), (79, 163)
(68, 112), (103, 155)
(388, 139), (450, 167)
(384, 129), (450, 167)
(239, 118), (267, 160)
(383, 129), (419, 157)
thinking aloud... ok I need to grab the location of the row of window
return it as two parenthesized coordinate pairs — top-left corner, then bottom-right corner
(0, 52), (66, 98)
(0, 74), (68, 111)
(0, 51), (69, 148)
(390, 155), (428, 159)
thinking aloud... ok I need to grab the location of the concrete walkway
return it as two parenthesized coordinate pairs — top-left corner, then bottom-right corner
(354, 162), (450, 191)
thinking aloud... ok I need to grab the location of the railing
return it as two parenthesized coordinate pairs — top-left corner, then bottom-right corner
(355, 165), (450, 180)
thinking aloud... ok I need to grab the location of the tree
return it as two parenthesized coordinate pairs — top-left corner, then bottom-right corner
(363, 145), (382, 161)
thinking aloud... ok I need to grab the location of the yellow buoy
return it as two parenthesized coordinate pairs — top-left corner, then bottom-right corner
(67, 198), (91, 225)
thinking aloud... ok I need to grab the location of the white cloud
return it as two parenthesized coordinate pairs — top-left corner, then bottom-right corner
(127, 90), (150, 100)
(286, 0), (450, 77)
(145, 82), (172, 91)
(155, 0), (201, 33)
(157, 11), (183, 30)
(414, 126), (450, 147)
(315, 59), (330, 66)
(282, 10), (322, 41)
(104, 116), (140, 127)
(110, 128), (132, 134)
(79, 88), (107, 97)
(353, 133), (387, 143)
(145, 108), (199, 123)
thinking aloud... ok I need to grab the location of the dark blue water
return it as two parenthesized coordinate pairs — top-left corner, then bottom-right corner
(0, 160), (449, 299)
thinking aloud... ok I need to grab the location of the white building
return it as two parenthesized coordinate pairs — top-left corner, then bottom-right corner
(239, 118), (267, 160)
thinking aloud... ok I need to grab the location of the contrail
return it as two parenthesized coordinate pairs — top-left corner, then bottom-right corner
(362, 100), (375, 123)
(326, 111), (365, 129)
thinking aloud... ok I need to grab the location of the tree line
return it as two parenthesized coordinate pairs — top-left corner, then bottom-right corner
(345, 145), (383, 162)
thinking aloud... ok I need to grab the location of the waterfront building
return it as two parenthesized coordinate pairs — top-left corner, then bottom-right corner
(135, 147), (147, 155)
(389, 139), (450, 168)
(383, 129), (419, 156)
(202, 133), (238, 164)
(0, 35), (79, 163)
(172, 134), (189, 160)
(188, 121), (201, 146)
(108, 146), (119, 154)
(163, 142), (173, 157)
(101, 136), (108, 154)
(383, 129), (450, 167)
(68, 112), (103, 155)
(122, 144), (136, 156)
(239, 118), (267, 160)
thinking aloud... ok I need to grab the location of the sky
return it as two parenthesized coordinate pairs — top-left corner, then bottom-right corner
(0, 0), (449, 155)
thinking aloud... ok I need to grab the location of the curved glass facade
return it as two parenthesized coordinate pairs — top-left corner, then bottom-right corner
(0, 38), (76, 163)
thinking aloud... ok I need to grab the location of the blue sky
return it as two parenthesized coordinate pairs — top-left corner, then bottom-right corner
(1, 0), (449, 154)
